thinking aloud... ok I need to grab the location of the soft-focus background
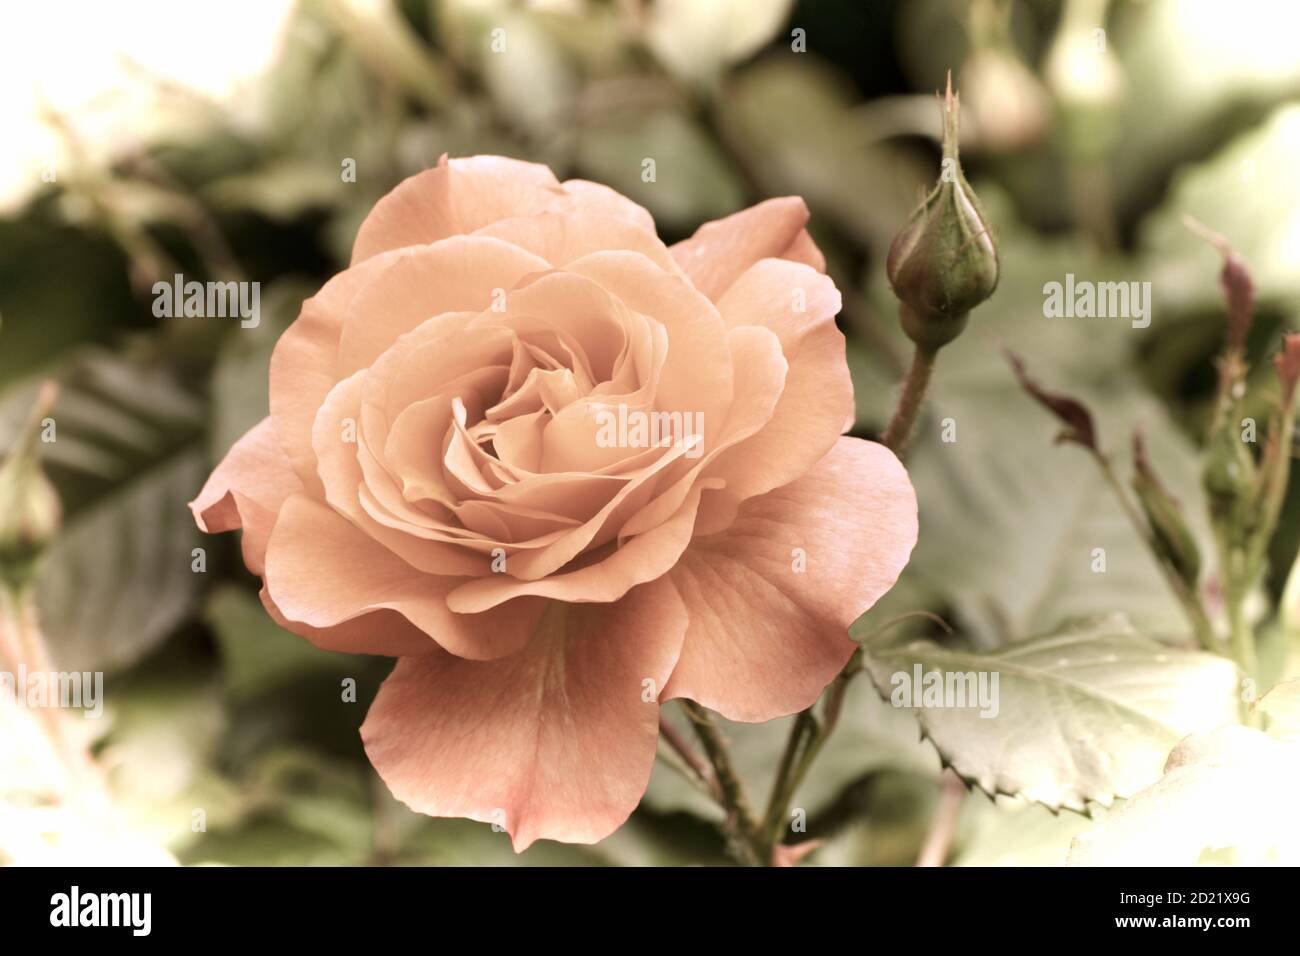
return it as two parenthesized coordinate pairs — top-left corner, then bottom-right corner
(2, 0), (1298, 866)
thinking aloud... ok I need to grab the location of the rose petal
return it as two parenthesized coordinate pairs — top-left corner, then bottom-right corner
(696, 258), (851, 533)
(189, 417), (301, 575)
(669, 196), (826, 301)
(312, 372), (490, 575)
(264, 493), (544, 660)
(445, 482), (713, 612)
(565, 250), (733, 446)
(361, 576), (687, 851)
(338, 237), (550, 376)
(443, 319), (791, 608)
(269, 247), (409, 495)
(351, 155), (562, 265)
(475, 212), (681, 275)
(259, 586), (437, 658)
(554, 179), (657, 232)
(663, 437), (917, 721)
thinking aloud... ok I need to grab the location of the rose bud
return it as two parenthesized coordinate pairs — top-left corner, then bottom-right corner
(1203, 424), (1258, 548)
(886, 74), (999, 352)
(1131, 430), (1201, 589)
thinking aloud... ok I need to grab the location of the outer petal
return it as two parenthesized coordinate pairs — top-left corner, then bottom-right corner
(663, 437), (918, 722)
(670, 197), (826, 301)
(361, 576), (687, 851)
(474, 211), (681, 275)
(189, 417), (301, 575)
(352, 156), (663, 266)
(351, 155), (562, 264)
(258, 587), (438, 658)
(697, 258), (852, 534)
(553, 179), (657, 232)
(269, 247), (409, 495)
(264, 494), (544, 660)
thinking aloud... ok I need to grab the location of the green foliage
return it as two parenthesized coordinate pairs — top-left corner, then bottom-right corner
(863, 618), (1240, 812)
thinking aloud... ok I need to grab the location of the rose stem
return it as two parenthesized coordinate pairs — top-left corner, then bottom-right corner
(760, 650), (859, 846)
(657, 716), (721, 801)
(679, 701), (766, 865)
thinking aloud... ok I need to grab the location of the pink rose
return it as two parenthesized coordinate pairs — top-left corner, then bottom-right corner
(191, 155), (917, 849)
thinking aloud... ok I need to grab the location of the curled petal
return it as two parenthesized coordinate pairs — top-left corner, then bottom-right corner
(189, 418), (301, 575)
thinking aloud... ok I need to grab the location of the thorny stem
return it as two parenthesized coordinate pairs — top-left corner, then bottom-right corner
(762, 712), (818, 843)
(881, 346), (939, 455)
(761, 652), (864, 851)
(657, 715), (721, 802)
(679, 700), (765, 865)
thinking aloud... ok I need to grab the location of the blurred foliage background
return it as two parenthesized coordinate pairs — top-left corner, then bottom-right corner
(1, 0), (1298, 866)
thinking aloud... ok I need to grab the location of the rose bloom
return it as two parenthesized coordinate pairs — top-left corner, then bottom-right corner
(192, 156), (917, 850)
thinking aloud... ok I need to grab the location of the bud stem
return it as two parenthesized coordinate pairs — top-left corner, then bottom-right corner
(881, 345), (939, 455)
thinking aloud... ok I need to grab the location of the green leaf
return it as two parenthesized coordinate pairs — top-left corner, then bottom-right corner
(1067, 725), (1300, 865)
(911, 387), (1212, 642)
(721, 58), (928, 252)
(182, 816), (366, 867)
(1256, 678), (1300, 742)
(576, 108), (744, 232)
(479, 12), (575, 135)
(952, 797), (1095, 867)
(208, 279), (310, 458)
(381, 808), (606, 867)
(202, 159), (347, 221)
(38, 451), (206, 673)
(0, 350), (209, 673)
(863, 617), (1240, 811)
(1139, 104), (1300, 315)
(644, 0), (795, 84)
(1, 350), (205, 489)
